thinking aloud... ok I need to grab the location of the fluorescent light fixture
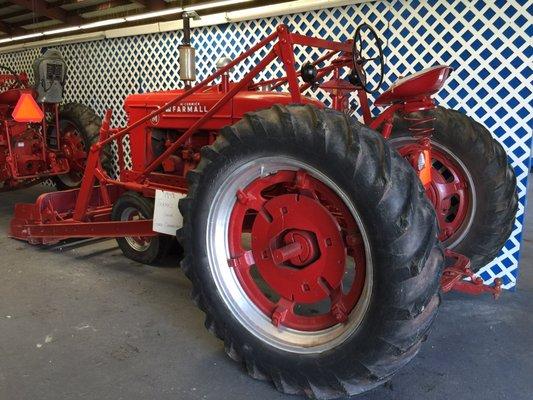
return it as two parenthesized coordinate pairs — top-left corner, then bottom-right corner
(125, 7), (183, 22)
(185, 0), (253, 12)
(0, 0), (252, 47)
(81, 18), (126, 30)
(1, 0), (360, 52)
(44, 26), (81, 36)
(11, 32), (43, 41)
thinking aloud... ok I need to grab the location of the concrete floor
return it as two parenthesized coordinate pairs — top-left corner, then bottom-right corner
(0, 183), (532, 400)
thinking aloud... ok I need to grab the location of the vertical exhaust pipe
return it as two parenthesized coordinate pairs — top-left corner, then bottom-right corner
(179, 11), (199, 88)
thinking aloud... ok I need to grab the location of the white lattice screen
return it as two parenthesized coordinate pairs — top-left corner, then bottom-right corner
(0, 0), (530, 289)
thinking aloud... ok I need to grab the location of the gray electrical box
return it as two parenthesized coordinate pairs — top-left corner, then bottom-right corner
(33, 49), (67, 103)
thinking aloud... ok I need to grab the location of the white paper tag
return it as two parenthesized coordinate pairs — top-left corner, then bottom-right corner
(153, 190), (187, 235)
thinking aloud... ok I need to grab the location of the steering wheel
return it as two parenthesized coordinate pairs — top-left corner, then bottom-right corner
(351, 23), (384, 93)
(0, 65), (26, 90)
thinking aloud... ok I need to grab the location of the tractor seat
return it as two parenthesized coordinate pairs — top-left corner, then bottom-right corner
(0, 88), (24, 105)
(374, 65), (453, 106)
(0, 88), (38, 106)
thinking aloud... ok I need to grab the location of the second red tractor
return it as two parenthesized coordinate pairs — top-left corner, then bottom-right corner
(0, 50), (103, 192)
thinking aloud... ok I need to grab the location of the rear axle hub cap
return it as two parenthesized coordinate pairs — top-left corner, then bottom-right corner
(251, 194), (345, 304)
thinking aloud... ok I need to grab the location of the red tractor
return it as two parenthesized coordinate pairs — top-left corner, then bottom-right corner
(10, 21), (517, 399)
(0, 50), (103, 192)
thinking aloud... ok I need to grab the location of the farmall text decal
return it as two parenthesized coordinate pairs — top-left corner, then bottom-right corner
(151, 101), (208, 125)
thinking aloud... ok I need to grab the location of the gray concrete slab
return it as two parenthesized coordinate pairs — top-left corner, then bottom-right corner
(0, 182), (532, 400)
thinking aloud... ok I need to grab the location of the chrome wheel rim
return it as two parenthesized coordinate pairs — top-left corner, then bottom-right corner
(121, 206), (151, 252)
(205, 156), (373, 354)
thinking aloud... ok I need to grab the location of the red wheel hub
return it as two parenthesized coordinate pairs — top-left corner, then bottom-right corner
(228, 170), (366, 331)
(398, 144), (470, 242)
(252, 194), (346, 304)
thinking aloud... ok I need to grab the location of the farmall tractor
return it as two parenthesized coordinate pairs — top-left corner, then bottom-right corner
(0, 49), (103, 192)
(10, 21), (517, 399)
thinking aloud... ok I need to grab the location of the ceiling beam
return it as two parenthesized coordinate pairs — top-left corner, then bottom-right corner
(0, 10), (33, 21)
(69, 0), (135, 16)
(0, 19), (27, 35)
(133, 0), (167, 11)
(8, 0), (83, 24)
(45, 1), (85, 6)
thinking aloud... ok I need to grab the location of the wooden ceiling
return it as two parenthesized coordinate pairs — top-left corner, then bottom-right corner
(0, 0), (288, 43)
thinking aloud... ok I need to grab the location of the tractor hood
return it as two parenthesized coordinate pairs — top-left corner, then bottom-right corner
(124, 85), (324, 131)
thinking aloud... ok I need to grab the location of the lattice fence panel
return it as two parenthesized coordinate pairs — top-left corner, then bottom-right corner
(0, 0), (530, 289)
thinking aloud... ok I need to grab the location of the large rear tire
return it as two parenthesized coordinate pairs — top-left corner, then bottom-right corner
(389, 106), (517, 271)
(178, 104), (443, 398)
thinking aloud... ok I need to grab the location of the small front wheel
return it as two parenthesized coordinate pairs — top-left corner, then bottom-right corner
(111, 191), (174, 265)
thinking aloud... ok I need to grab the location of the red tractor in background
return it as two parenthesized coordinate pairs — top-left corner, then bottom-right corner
(0, 50), (103, 192)
(10, 19), (517, 399)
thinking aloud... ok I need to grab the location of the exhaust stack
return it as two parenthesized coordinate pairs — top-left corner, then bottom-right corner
(179, 11), (200, 87)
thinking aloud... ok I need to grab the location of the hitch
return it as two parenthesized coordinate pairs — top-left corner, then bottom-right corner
(441, 249), (502, 299)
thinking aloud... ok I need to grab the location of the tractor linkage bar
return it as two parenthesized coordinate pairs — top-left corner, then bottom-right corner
(441, 250), (502, 299)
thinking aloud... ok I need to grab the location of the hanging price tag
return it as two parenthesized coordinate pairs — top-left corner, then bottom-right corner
(153, 190), (187, 235)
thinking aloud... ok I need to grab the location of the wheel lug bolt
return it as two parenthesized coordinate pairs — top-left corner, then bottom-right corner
(345, 234), (360, 247)
(272, 312), (281, 327)
(332, 304), (347, 322)
(272, 309), (288, 327)
(236, 189), (255, 205)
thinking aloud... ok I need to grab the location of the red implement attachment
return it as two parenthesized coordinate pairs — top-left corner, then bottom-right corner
(441, 249), (502, 299)
(9, 184), (155, 244)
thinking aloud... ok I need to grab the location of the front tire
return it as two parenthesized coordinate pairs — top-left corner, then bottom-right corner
(389, 107), (517, 271)
(178, 105), (443, 398)
(111, 191), (175, 265)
